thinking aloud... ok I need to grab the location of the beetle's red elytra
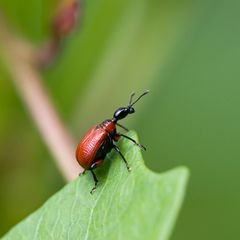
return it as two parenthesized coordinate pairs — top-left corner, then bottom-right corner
(75, 91), (149, 194)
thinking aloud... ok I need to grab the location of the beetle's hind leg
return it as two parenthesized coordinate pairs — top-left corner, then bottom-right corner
(89, 160), (103, 194)
(90, 170), (98, 194)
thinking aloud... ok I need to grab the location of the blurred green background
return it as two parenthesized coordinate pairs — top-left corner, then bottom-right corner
(0, 0), (240, 239)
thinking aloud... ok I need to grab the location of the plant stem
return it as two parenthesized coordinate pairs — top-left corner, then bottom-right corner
(0, 19), (82, 181)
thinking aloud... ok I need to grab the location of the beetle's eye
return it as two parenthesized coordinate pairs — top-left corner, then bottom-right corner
(129, 107), (135, 114)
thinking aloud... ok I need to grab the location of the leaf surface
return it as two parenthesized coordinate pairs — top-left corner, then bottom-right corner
(3, 131), (188, 240)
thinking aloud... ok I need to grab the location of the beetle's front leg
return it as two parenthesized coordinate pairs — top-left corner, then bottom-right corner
(119, 133), (146, 150)
(116, 123), (129, 131)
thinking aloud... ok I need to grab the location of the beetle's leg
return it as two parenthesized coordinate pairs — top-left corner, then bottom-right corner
(119, 134), (146, 151)
(113, 133), (121, 142)
(113, 144), (131, 172)
(88, 160), (103, 194)
(116, 123), (129, 131)
(90, 170), (98, 194)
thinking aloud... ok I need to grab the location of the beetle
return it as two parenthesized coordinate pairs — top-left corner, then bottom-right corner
(75, 90), (149, 194)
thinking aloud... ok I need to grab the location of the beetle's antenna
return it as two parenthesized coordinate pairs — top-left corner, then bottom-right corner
(129, 92), (135, 105)
(129, 90), (149, 107)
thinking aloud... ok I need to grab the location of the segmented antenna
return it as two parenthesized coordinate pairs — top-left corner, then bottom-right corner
(129, 90), (149, 107)
(129, 92), (135, 105)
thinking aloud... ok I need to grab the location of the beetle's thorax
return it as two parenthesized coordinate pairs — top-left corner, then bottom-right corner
(98, 119), (116, 134)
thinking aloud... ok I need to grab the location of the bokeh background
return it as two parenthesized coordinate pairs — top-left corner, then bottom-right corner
(0, 0), (240, 239)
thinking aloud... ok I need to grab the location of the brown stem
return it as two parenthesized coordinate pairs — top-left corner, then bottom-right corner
(0, 19), (83, 181)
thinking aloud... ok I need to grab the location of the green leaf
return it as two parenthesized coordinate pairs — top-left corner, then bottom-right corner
(2, 131), (188, 240)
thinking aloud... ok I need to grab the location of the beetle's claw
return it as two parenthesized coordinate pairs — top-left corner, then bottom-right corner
(127, 166), (132, 172)
(136, 143), (146, 151)
(79, 170), (86, 176)
(90, 186), (96, 194)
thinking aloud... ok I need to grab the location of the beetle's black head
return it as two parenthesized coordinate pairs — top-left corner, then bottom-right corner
(113, 106), (135, 121)
(112, 90), (149, 122)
